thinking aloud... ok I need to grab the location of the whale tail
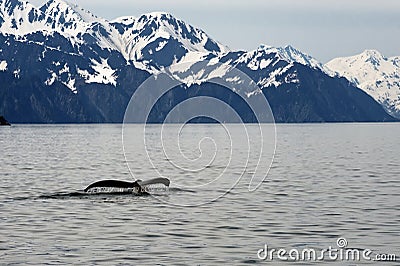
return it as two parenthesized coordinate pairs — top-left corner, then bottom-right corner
(137, 178), (170, 187)
(84, 178), (170, 193)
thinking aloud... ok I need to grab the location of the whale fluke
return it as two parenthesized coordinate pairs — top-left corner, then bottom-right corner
(83, 180), (140, 192)
(84, 178), (170, 193)
(138, 177), (170, 187)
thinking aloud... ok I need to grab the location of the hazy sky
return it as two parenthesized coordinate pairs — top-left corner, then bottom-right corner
(29, 0), (400, 62)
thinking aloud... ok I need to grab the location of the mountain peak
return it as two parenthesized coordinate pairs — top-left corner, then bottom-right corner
(283, 44), (296, 51)
(44, 0), (69, 6)
(116, 11), (228, 63)
(135, 12), (177, 26)
(281, 45), (309, 59)
(40, 0), (99, 25)
(111, 16), (136, 25)
(142, 12), (174, 18)
(362, 49), (383, 57)
(360, 49), (386, 65)
(326, 50), (388, 73)
(40, 0), (75, 12)
(40, 0), (73, 12)
(257, 44), (273, 50)
(258, 44), (330, 73)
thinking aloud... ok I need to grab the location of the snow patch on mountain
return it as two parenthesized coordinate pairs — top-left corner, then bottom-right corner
(0, 60), (7, 71)
(235, 48), (274, 71)
(61, 76), (77, 93)
(0, 0), (49, 35)
(326, 50), (400, 116)
(13, 68), (21, 78)
(44, 63), (78, 93)
(45, 71), (57, 86)
(168, 60), (233, 87)
(78, 58), (117, 86)
(259, 64), (296, 88)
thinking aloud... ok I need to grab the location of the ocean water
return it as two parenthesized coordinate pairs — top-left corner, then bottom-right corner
(0, 124), (399, 265)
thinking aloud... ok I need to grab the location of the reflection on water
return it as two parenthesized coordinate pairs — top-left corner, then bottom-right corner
(0, 124), (399, 264)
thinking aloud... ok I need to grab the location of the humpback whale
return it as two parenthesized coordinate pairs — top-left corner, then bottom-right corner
(84, 178), (170, 193)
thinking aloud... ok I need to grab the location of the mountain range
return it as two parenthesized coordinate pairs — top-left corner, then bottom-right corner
(0, 0), (397, 123)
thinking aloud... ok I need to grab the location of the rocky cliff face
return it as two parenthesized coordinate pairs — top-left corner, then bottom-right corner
(0, 115), (11, 125)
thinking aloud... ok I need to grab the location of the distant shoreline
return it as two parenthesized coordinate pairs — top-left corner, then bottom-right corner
(5, 121), (400, 125)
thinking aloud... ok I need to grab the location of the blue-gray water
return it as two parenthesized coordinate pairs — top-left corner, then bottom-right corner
(1, 124), (399, 264)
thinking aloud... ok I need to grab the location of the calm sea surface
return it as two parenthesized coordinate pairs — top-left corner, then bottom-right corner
(0, 124), (399, 265)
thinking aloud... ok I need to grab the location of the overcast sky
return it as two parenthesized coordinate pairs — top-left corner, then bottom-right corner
(29, 0), (400, 62)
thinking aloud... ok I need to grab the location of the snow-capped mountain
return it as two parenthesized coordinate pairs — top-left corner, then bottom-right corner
(0, 0), (396, 123)
(326, 50), (400, 118)
(111, 12), (228, 68)
(0, 0), (330, 90)
(168, 43), (334, 95)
